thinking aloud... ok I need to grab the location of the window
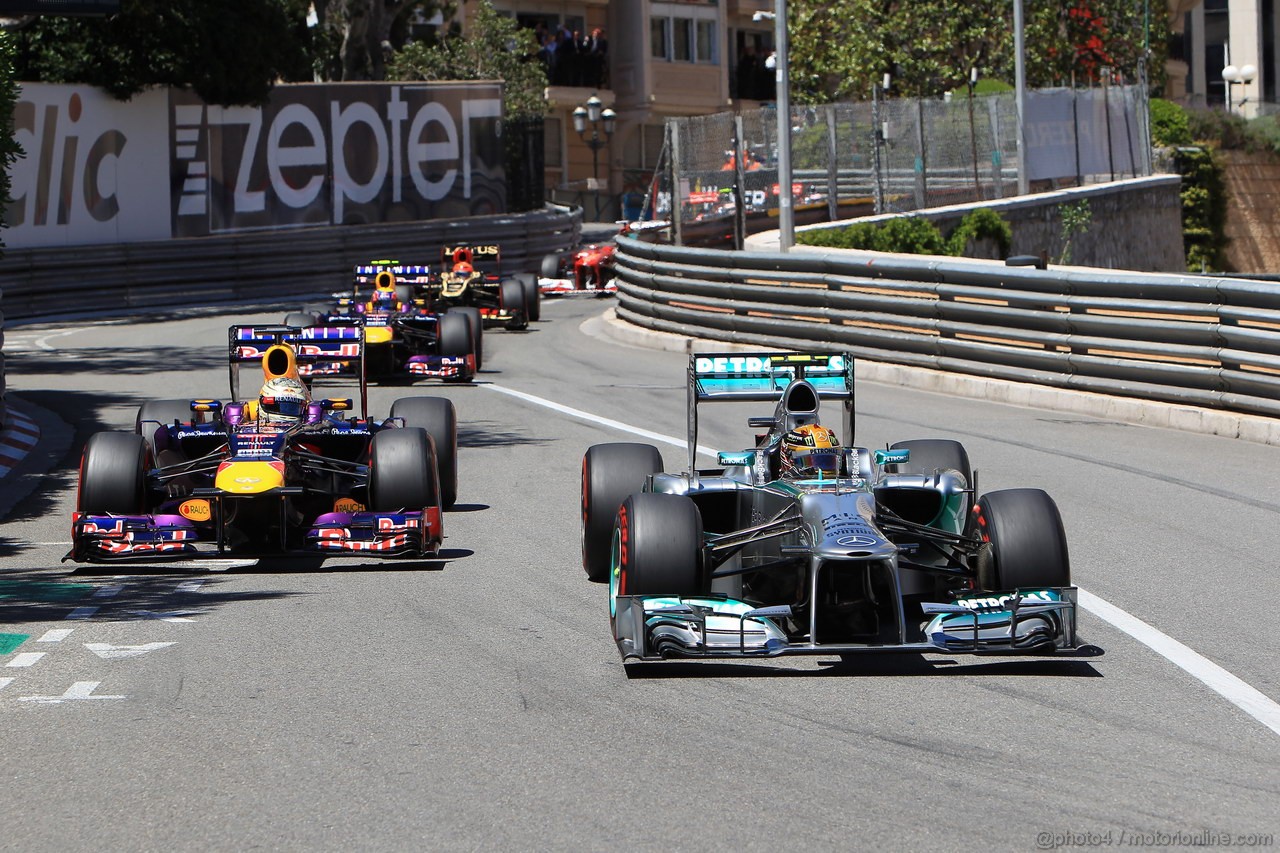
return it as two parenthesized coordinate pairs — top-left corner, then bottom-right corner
(696, 21), (716, 64)
(674, 18), (692, 61)
(650, 3), (719, 64)
(651, 17), (670, 59)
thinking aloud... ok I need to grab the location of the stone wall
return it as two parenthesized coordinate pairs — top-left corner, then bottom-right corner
(788, 175), (1187, 272)
(1220, 149), (1280, 274)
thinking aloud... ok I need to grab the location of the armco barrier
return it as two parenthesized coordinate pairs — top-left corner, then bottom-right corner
(0, 206), (581, 427)
(612, 235), (1280, 419)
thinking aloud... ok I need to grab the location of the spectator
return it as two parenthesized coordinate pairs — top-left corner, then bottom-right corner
(586, 27), (608, 88)
(555, 24), (576, 86)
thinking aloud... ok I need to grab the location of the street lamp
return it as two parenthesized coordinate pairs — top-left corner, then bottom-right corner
(572, 94), (615, 220)
(1222, 63), (1257, 112)
(752, 3), (793, 251)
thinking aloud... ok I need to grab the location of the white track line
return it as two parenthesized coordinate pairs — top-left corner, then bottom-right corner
(7, 653), (45, 668)
(1076, 589), (1280, 736)
(484, 381), (1280, 739)
(37, 629), (72, 643)
(480, 383), (718, 458)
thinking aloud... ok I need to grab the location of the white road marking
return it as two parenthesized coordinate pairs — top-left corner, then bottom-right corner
(175, 579), (206, 593)
(19, 681), (126, 703)
(35, 329), (80, 352)
(65, 606), (100, 620)
(0, 678), (14, 691)
(37, 629), (73, 643)
(7, 653), (46, 668)
(93, 584), (125, 598)
(122, 609), (201, 623)
(85, 642), (176, 660)
(488, 382), (1280, 739)
(1077, 588), (1280, 737)
(481, 383), (718, 458)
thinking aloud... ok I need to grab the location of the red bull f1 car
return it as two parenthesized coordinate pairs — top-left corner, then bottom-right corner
(67, 325), (458, 563)
(284, 262), (479, 381)
(581, 351), (1097, 662)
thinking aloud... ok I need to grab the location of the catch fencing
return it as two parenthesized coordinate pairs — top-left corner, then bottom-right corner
(611, 235), (1280, 420)
(654, 87), (1150, 247)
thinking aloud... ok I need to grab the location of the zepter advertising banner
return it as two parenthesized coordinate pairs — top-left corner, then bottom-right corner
(6, 83), (171, 248)
(168, 82), (505, 237)
(2, 81), (505, 248)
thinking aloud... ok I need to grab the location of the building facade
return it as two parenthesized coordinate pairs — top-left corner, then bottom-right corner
(455, 1), (776, 220)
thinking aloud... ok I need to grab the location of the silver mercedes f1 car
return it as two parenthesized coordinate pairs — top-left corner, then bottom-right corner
(581, 351), (1096, 662)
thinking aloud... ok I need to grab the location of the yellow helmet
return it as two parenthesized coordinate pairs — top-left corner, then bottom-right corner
(781, 423), (841, 478)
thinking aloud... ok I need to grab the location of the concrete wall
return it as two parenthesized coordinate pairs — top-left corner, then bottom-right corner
(779, 175), (1187, 272)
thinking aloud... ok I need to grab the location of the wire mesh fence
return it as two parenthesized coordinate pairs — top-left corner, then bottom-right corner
(645, 86), (1150, 247)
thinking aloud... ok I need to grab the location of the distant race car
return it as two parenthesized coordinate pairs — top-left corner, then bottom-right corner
(67, 325), (459, 562)
(581, 351), (1094, 662)
(284, 261), (479, 381)
(539, 240), (618, 297)
(421, 244), (540, 329)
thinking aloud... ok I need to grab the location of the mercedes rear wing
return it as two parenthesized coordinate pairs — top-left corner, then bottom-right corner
(687, 351), (854, 479)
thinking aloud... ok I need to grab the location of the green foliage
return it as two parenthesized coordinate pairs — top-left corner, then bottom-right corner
(0, 32), (19, 254)
(1055, 199), (1093, 264)
(799, 208), (1011, 258)
(1149, 98), (1192, 146)
(388, 0), (547, 120)
(783, 0), (1165, 103)
(10, 0), (314, 106)
(787, 0), (1011, 103)
(1174, 146), (1229, 272)
(946, 207), (1012, 257)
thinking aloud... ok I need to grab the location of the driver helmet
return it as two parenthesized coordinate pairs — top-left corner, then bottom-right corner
(258, 377), (311, 426)
(453, 261), (474, 274)
(780, 423), (841, 479)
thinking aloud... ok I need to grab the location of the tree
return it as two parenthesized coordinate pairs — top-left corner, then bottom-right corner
(388, 0), (546, 120)
(0, 31), (19, 252)
(8, 0), (314, 106)
(787, 0), (1012, 103)
(784, 0), (1168, 103)
(311, 0), (456, 82)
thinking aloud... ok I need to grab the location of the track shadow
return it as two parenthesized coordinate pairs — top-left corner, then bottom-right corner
(224, 547), (473, 574)
(458, 420), (553, 449)
(0, 568), (295, 626)
(447, 503), (489, 513)
(624, 652), (1104, 680)
(5, 345), (222, 377)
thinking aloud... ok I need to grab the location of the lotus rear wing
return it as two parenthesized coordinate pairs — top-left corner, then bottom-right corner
(441, 243), (501, 273)
(229, 324), (369, 418)
(687, 352), (854, 479)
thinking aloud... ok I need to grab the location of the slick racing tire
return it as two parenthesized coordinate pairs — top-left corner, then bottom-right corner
(369, 428), (440, 514)
(135, 399), (194, 458)
(972, 488), (1071, 591)
(452, 307), (484, 370)
(581, 442), (664, 582)
(540, 252), (563, 280)
(436, 311), (475, 366)
(615, 492), (702, 597)
(888, 439), (972, 489)
(79, 432), (148, 515)
(391, 397), (458, 508)
(516, 273), (541, 322)
(499, 279), (529, 330)
(284, 311), (319, 329)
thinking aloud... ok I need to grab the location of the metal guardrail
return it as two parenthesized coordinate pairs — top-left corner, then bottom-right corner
(0, 206), (582, 427)
(612, 235), (1280, 419)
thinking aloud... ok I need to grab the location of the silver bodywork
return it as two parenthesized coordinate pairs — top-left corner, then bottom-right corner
(609, 351), (1089, 662)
